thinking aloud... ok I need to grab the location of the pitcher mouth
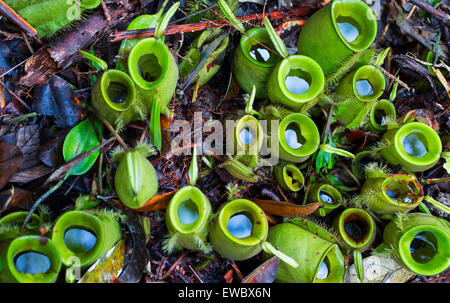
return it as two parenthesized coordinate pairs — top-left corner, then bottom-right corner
(240, 27), (281, 68)
(279, 113), (320, 158)
(399, 226), (450, 276)
(394, 122), (442, 167)
(351, 65), (385, 102)
(167, 186), (210, 234)
(128, 38), (170, 90)
(331, 0), (377, 52)
(382, 174), (423, 207)
(276, 55), (325, 104)
(100, 70), (136, 112)
(313, 244), (345, 283)
(218, 199), (268, 247)
(370, 99), (396, 130)
(316, 185), (342, 209)
(339, 209), (374, 248)
(235, 115), (263, 154)
(52, 211), (105, 266)
(7, 235), (61, 283)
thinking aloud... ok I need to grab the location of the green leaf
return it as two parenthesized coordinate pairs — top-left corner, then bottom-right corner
(353, 249), (364, 283)
(80, 50), (108, 71)
(261, 241), (298, 268)
(218, 0), (245, 32)
(389, 81), (398, 102)
(155, 1), (180, 39)
(245, 85), (258, 115)
(188, 145), (199, 186)
(263, 16), (288, 59)
(315, 135), (336, 173)
(424, 195), (450, 215)
(374, 47), (391, 67)
(442, 152), (450, 174)
(319, 144), (355, 159)
(63, 118), (103, 176)
(150, 97), (162, 151)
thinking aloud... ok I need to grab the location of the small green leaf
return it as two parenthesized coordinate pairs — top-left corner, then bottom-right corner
(418, 202), (432, 215)
(319, 144), (355, 159)
(63, 118), (103, 176)
(150, 97), (162, 151)
(218, 0), (245, 32)
(261, 241), (298, 268)
(442, 152), (450, 174)
(263, 17), (288, 59)
(245, 85), (257, 114)
(374, 47), (391, 67)
(80, 50), (108, 71)
(188, 145), (199, 186)
(424, 195), (450, 215)
(155, 1), (180, 39)
(389, 81), (399, 102)
(202, 156), (213, 169)
(353, 249), (364, 282)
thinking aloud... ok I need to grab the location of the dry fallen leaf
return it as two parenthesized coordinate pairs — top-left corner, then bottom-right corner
(242, 256), (279, 283)
(79, 240), (125, 283)
(349, 255), (416, 283)
(251, 199), (321, 217)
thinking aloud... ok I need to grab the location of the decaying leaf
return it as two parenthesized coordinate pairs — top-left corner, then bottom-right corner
(251, 199), (320, 217)
(0, 187), (33, 213)
(131, 190), (177, 212)
(242, 256), (279, 283)
(348, 255), (415, 283)
(79, 240), (126, 283)
(0, 142), (23, 191)
(32, 75), (83, 128)
(118, 210), (150, 283)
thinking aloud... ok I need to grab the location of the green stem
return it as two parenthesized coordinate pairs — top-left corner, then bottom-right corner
(20, 173), (71, 232)
(424, 196), (450, 214)
(353, 249), (364, 283)
(319, 144), (355, 159)
(418, 202), (432, 215)
(261, 241), (298, 268)
(150, 97), (162, 151)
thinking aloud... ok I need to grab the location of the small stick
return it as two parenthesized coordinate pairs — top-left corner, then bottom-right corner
(378, 66), (411, 91)
(94, 112), (130, 150)
(188, 265), (204, 283)
(100, 0), (111, 22)
(410, 0), (450, 26)
(0, 79), (31, 110)
(109, 7), (314, 42)
(0, 0), (42, 44)
(161, 251), (187, 279)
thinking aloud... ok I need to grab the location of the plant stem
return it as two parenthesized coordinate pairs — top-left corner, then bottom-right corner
(109, 7), (313, 42)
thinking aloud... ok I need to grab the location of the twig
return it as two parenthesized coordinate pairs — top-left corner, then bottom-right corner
(161, 251), (187, 279)
(0, 79), (31, 110)
(378, 66), (411, 91)
(188, 265), (204, 283)
(181, 32), (228, 91)
(94, 112), (130, 150)
(0, 0), (42, 44)
(45, 137), (114, 185)
(100, 0), (111, 22)
(410, 0), (450, 26)
(109, 7), (314, 42)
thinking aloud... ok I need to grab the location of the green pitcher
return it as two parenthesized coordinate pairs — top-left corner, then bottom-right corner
(297, 0), (377, 75)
